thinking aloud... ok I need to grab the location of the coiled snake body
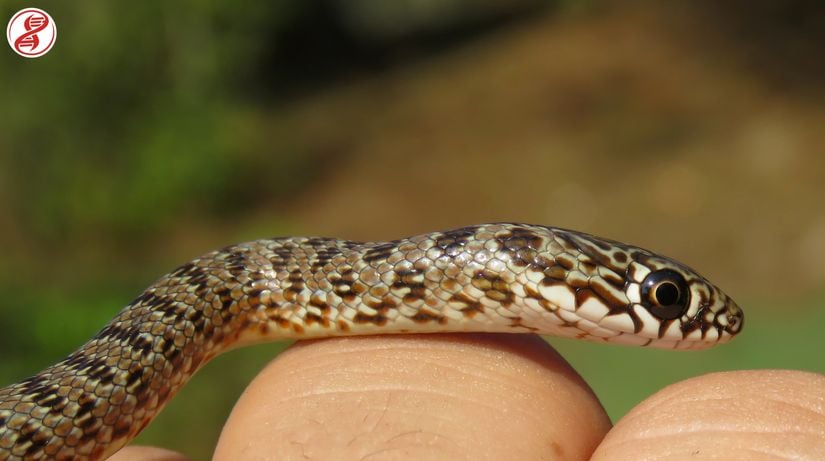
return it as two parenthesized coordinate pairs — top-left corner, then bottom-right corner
(0, 223), (743, 460)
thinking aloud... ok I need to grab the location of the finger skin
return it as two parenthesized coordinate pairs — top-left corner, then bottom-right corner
(592, 370), (825, 461)
(107, 446), (191, 461)
(214, 334), (611, 461)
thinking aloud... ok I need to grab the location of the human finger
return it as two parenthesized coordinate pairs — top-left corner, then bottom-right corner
(214, 333), (612, 460)
(592, 369), (825, 460)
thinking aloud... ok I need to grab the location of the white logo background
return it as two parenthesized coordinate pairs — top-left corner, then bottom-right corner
(7, 8), (57, 58)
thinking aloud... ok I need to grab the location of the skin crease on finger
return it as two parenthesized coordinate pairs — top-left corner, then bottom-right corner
(212, 334), (611, 461)
(591, 370), (825, 461)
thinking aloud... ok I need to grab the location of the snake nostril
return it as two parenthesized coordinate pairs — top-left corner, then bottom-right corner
(727, 312), (743, 332)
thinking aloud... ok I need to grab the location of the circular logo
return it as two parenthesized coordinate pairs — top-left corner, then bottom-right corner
(7, 8), (57, 58)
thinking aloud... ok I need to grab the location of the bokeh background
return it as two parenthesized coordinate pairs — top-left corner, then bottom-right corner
(1, 0), (824, 458)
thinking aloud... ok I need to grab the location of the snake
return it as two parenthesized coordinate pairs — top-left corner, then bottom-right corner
(0, 223), (744, 460)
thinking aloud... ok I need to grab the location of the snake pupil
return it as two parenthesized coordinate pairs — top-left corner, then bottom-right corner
(654, 282), (680, 306)
(640, 269), (689, 320)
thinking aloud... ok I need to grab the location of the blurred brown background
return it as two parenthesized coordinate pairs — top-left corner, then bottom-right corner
(1, 0), (823, 458)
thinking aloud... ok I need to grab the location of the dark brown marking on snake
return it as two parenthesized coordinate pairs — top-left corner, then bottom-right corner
(613, 251), (628, 263)
(626, 263), (644, 283)
(411, 310), (446, 324)
(618, 304), (643, 334)
(556, 231), (626, 274)
(573, 232), (614, 252)
(74, 399), (98, 430)
(266, 312), (291, 330)
(600, 269), (625, 287)
(441, 279), (459, 293)
(182, 266), (212, 294)
(309, 242), (345, 271)
(128, 333), (154, 356)
(112, 418), (132, 439)
(124, 369), (146, 396)
(508, 317), (539, 331)
(223, 251), (249, 277)
(449, 293), (485, 317)
(434, 226), (479, 251)
(351, 282), (367, 295)
(524, 285), (559, 312)
(554, 253), (576, 271)
(364, 297), (397, 313)
(284, 270), (306, 300)
(14, 375), (48, 397)
(163, 344), (182, 369)
(579, 260), (597, 275)
(35, 392), (65, 410)
(363, 242), (397, 263)
(94, 322), (133, 344)
(185, 309), (206, 334)
(60, 351), (92, 371)
(658, 318), (676, 339)
(330, 269), (358, 304)
(495, 228), (543, 267)
(303, 312), (329, 328)
(510, 248), (537, 267)
(628, 250), (647, 266)
(523, 285), (543, 301)
(471, 270), (514, 305)
(168, 262), (197, 278)
(211, 286), (234, 311)
(340, 268), (356, 282)
(511, 227), (545, 248)
(308, 295), (331, 312)
(353, 312), (388, 326)
(535, 254), (555, 268)
(268, 246), (293, 271)
(551, 231), (579, 252)
(573, 288), (589, 307)
(541, 266), (567, 283)
(84, 357), (117, 384)
(589, 279), (627, 309)
(679, 311), (704, 337)
(22, 430), (48, 457)
(393, 270), (427, 303)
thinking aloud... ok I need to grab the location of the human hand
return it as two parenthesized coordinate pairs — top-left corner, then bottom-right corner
(111, 334), (825, 461)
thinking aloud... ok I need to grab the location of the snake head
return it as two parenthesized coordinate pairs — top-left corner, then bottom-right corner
(530, 227), (744, 350)
(623, 252), (745, 349)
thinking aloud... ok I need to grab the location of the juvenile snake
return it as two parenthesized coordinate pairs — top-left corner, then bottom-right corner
(0, 223), (743, 460)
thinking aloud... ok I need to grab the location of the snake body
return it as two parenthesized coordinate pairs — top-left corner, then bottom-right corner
(0, 223), (743, 460)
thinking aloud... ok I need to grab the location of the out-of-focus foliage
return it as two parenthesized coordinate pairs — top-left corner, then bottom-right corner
(0, 1), (300, 239)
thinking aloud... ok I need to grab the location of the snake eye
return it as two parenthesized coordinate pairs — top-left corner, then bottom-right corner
(641, 269), (689, 320)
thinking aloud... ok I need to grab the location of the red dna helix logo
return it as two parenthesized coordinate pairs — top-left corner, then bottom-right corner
(6, 8), (57, 58)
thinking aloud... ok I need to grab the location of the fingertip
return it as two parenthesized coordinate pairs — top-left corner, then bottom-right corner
(215, 334), (611, 460)
(593, 369), (825, 460)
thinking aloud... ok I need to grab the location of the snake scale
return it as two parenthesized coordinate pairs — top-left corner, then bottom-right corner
(0, 223), (744, 460)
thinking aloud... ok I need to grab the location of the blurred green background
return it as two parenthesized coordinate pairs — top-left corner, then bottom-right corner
(1, 0), (824, 458)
